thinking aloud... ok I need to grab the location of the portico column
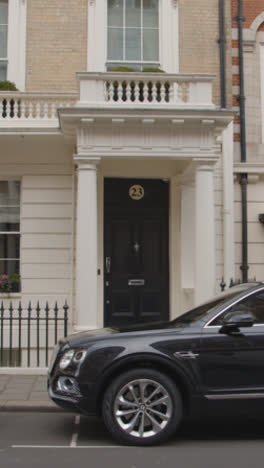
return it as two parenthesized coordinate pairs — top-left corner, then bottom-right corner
(194, 162), (216, 304)
(74, 157), (100, 330)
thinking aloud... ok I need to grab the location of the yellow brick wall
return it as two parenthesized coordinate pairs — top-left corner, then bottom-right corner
(179, 0), (232, 107)
(26, 0), (87, 92)
(25, 0), (232, 106)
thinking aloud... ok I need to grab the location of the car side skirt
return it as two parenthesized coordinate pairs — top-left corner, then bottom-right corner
(205, 392), (264, 400)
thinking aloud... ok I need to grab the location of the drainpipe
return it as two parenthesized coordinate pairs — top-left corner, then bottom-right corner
(218, 0), (226, 108)
(219, 0), (235, 289)
(237, 0), (248, 282)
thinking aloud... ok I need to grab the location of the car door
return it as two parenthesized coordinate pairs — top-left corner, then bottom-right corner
(198, 288), (264, 397)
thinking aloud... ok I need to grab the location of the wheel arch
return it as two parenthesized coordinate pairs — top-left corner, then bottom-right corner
(95, 353), (193, 416)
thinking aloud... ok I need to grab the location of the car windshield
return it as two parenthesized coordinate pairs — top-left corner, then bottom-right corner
(169, 285), (256, 327)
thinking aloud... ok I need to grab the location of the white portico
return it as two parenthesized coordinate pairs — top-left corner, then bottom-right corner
(59, 72), (234, 330)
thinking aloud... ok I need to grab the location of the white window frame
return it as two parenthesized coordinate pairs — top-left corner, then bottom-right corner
(106, 0), (160, 70)
(87, 0), (179, 73)
(0, 0), (8, 80)
(261, 43), (264, 143)
(0, 179), (21, 290)
(6, 0), (27, 90)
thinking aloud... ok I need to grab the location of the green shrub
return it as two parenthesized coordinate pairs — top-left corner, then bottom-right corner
(0, 81), (18, 91)
(108, 66), (135, 72)
(142, 67), (165, 73)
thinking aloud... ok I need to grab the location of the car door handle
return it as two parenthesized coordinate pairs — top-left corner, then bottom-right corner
(174, 351), (199, 359)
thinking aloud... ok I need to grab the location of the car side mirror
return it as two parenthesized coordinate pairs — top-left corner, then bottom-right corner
(219, 310), (255, 334)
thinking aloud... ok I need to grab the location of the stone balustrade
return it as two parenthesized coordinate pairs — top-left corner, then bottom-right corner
(77, 72), (216, 108)
(0, 93), (77, 127)
(0, 73), (216, 131)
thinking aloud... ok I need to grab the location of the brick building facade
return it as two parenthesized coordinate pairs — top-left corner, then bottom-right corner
(231, 1), (264, 284)
(1, 0), (263, 367)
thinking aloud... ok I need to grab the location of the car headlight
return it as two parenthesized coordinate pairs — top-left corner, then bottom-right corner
(59, 349), (87, 370)
(59, 350), (75, 370)
(73, 350), (86, 363)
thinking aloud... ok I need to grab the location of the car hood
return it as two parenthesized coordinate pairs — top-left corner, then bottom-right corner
(60, 321), (176, 347)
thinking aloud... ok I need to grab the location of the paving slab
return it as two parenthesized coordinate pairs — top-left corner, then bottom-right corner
(0, 373), (61, 412)
(29, 392), (51, 401)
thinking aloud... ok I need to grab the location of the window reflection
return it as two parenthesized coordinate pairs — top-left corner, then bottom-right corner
(0, 181), (20, 284)
(107, 0), (159, 70)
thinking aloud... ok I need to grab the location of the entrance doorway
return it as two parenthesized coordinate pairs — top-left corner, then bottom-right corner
(104, 178), (169, 327)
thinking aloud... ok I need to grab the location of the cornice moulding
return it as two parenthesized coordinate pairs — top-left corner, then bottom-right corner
(234, 163), (264, 174)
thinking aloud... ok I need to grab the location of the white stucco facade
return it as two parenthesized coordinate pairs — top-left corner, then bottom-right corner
(0, 74), (235, 334)
(56, 72), (234, 329)
(0, 0), (240, 367)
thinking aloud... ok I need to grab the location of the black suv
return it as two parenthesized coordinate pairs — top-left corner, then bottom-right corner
(48, 283), (264, 446)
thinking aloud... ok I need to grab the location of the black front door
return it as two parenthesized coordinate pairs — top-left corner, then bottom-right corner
(104, 178), (169, 327)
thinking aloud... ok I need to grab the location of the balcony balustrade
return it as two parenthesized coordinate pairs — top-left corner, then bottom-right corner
(0, 92), (77, 129)
(77, 72), (216, 109)
(0, 73), (216, 131)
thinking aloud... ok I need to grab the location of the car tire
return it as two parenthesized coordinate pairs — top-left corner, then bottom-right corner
(102, 368), (183, 446)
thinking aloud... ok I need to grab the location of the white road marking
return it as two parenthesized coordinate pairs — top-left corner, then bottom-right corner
(70, 415), (81, 447)
(12, 445), (127, 449)
(11, 413), (132, 450)
(11, 414), (130, 450)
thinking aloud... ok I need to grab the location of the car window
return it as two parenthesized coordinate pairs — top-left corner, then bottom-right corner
(170, 289), (245, 327)
(209, 291), (264, 326)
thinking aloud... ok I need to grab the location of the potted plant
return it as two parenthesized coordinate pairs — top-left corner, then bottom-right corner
(0, 274), (20, 294)
(0, 80), (19, 118)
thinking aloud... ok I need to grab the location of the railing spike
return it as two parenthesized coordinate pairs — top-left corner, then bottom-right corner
(220, 277), (226, 292)
(0, 300), (69, 368)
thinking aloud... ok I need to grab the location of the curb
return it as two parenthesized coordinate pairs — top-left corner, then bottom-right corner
(0, 401), (63, 412)
(0, 368), (48, 376)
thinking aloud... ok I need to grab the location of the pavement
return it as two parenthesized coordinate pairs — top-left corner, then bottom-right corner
(0, 373), (61, 412)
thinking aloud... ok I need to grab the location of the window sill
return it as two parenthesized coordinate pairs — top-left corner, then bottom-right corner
(0, 292), (21, 298)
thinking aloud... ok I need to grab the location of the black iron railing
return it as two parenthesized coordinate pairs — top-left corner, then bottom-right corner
(220, 277), (257, 292)
(0, 301), (68, 367)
